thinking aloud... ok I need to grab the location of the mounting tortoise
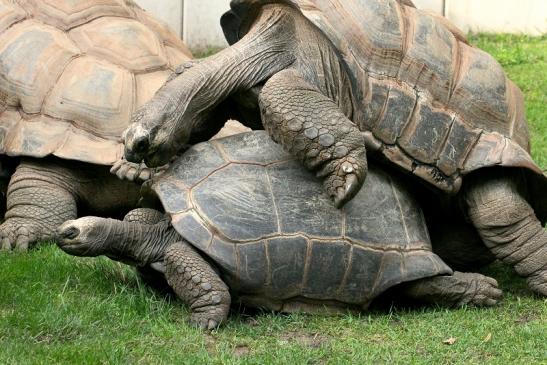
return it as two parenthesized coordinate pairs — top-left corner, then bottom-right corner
(123, 0), (547, 296)
(0, 0), (194, 250)
(57, 131), (501, 329)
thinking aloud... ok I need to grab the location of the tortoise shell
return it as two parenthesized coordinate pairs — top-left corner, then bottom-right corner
(0, 0), (191, 165)
(224, 0), (545, 196)
(151, 131), (452, 304)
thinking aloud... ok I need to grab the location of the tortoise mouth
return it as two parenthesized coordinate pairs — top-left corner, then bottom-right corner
(55, 222), (95, 257)
(124, 127), (176, 168)
(142, 147), (173, 168)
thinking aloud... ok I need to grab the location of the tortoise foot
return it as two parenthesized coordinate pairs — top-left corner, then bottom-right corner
(526, 270), (547, 296)
(110, 158), (165, 183)
(450, 272), (503, 307)
(403, 271), (503, 308)
(0, 219), (44, 251)
(189, 305), (227, 330)
(319, 156), (365, 208)
(164, 242), (231, 330)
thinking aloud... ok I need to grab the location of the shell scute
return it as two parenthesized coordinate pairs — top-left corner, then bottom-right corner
(0, 1), (26, 33)
(372, 84), (416, 144)
(317, 0), (404, 78)
(208, 237), (237, 273)
(0, 21), (79, 113)
(344, 166), (423, 247)
(361, 78), (389, 130)
(266, 236), (308, 298)
(0, 109), (19, 151)
(132, 6), (191, 56)
(191, 163), (279, 241)
(171, 211), (212, 253)
(436, 118), (481, 176)
(449, 43), (510, 133)
(398, 103), (454, 164)
(302, 240), (351, 299)
(70, 17), (167, 72)
(338, 246), (383, 303)
(267, 159), (344, 237)
(3, 114), (68, 157)
(400, 6), (457, 103)
(235, 241), (269, 292)
(166, 141), (226, 187)
(463, 132), (505, 171)
(43, 56), (133, 138)
(153, 177), (189, 215)
(20, 0), (131, 30)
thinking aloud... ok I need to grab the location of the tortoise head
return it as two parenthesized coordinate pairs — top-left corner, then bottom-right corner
(123, 91), (187, 167)
(56, 217), (110, 257)
(123, 0), (299, 167)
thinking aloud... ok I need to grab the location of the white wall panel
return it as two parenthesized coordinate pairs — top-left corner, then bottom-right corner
(136, 0), (546, 51)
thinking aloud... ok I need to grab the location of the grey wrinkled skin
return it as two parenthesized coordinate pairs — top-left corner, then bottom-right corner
(123, 1), (547, 296)
(58, 132), (503, 329)
(0, 158), (141, 251)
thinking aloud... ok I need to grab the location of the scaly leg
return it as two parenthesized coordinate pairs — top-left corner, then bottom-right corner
(259, 69), (367, 207)
(123, 208), (165, 225)
(164, 242), (231, 330)
(464, 170), (547, 296)
(0, 160), (76, 250)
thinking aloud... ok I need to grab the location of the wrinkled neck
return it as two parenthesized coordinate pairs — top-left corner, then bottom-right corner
(102, 219), (178, 267)
(150, 6), (297, 142)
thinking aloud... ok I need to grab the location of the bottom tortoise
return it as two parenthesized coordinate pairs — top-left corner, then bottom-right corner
(57, 132), (501, 329)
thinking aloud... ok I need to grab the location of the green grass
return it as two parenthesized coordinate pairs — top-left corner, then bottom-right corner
(1, 34), (546, 364)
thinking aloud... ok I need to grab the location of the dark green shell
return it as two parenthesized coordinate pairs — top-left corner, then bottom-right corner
(152, 131), (451, 305)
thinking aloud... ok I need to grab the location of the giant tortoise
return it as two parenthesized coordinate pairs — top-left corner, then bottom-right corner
(57, 131), (501, 329)
(123, 0), (547, 296)
(0, 0), (193, 249)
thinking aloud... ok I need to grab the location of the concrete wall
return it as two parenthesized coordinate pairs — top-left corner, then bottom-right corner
(136, 0), (547, 50)
(183, 0), (229, 51)
(414, 0), (444, 14)
(446, 0), (547, 36)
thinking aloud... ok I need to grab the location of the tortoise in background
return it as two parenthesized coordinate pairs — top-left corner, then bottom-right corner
(0, 0), (192, 250)
(57, 132), (501, 329)
(123, 0), (547, 296)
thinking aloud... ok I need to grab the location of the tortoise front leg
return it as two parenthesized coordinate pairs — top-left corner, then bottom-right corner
(164, 242), (231, 330)
(0, 160), (77, 250)
(464, 170), (547, 296)
(259, 69), (367, 208)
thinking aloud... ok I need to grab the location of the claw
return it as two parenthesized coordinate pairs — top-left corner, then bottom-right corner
(0, 220), (44, 251)
(207, 319), (219, 330)
(190, 316), (217, 331)
(110, 159), (160, 183)
(15, 234), (29, 251)
(1, 237), (10, 250)
(333, 173), (362, 208)
(125, 167), (138, 181)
